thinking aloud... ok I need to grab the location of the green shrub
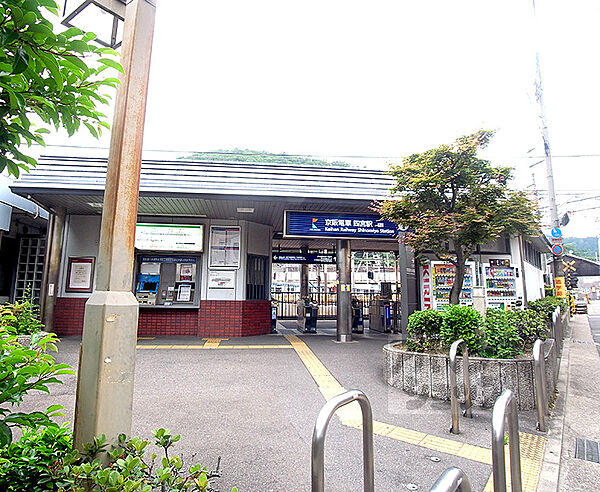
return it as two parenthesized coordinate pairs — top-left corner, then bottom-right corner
(0, 328), (73, 445)
(0, 425), (76, 491)
(0, 427), (237, 491)
(511, 309), (549, 346)
(528, 296), (566, 323)
(0, 286), (44, 335)
(440, 305), (484, 353)
(481, 309), (522, 359)
(406, 310), (445, 351)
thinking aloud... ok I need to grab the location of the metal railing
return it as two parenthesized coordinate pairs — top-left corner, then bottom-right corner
(312, 390), (375, 492)
(449, 339), (472, 434)
(533, 339), (549, 432)
(429, 467), (472, 492)
(491, 389), (522, 492)
(271, 290), (396, 319)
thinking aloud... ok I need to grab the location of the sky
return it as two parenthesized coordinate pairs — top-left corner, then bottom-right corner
(44, 0), (600, 239)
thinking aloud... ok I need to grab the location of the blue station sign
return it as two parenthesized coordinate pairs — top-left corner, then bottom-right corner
(284, 210), (399, 239)
(272, 253), (336, 264)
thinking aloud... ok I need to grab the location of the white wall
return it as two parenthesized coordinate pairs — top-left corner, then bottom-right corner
(60, 215), (273, 302)
(59, 215), (101, 297)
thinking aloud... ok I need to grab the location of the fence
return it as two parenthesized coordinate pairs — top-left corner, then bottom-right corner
(271, 290), (389, 319)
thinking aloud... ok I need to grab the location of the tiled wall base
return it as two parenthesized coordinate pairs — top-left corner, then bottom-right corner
(53, 297), (271, 337)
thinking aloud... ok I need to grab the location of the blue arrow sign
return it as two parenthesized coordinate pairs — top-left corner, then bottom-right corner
(551, 227), (562, 238)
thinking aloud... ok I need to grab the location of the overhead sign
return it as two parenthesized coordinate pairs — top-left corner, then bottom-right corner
(551, 227), (562, 238)
(135, 223), (204, 252)
(284, 211), (399, 239)
(272, 253), (336, 264)
(551, 244), (564, 256)
(555, 277), (566, 298)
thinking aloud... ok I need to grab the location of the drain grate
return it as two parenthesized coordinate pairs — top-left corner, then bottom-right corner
(575, 438), (600, 463)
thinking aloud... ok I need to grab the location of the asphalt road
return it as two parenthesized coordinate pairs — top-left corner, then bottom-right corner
(17, 328), (545, 491)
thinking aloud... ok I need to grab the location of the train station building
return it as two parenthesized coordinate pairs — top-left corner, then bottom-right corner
(10, 155), (550, 338)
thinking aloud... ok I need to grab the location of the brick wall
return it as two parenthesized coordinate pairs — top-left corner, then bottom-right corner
(53, 298), (271, 337)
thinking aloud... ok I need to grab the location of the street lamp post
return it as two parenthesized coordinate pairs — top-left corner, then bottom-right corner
(72, 0), (157, 449)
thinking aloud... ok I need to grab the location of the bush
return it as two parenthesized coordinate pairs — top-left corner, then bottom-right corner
(510, 309), (549, 346)
(0, 287), (44, 335)
(0, 328), (73, 445)
(0, 427), (237, 491)
(406, 310), (444, 351)
(528, 296), (566, 323)
(0, 425), (76, 491)
(440, 305), (484, 353)
(481, 309), (522, 359)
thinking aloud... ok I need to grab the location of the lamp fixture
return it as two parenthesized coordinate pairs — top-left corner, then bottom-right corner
(236, 207), (255, 213)
(62, 0), (125, 48)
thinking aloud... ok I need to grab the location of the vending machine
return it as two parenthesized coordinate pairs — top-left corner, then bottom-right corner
(483, 259), (518, 310)
(430, 261), (474, 310)
(135, 257), (199, 306)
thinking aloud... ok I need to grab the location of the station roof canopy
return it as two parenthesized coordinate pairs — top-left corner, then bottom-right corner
(11, 155), (401, 251)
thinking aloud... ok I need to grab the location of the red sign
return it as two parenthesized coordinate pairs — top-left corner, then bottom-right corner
(421, 263), (432, 310)
(551, 244), (564, 256)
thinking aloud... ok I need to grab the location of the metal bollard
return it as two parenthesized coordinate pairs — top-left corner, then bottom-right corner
(311, 390), (375, 492)
(533, 339), (549, 432)
(449, 339), (472, 434)
(491, 389), (522, 492)
(429, 467), (472, 492)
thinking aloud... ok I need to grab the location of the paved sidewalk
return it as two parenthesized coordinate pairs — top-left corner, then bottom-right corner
(539, 300), (600, 491)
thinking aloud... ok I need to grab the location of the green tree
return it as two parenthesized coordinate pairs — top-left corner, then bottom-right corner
(0, 0), (121, 176)
(377, 130), (540, 304)
(185, 148), (351, 167)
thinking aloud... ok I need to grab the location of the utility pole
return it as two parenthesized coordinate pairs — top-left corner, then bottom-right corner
(532, 0), (563, 281)
(74, 0), (157, 449)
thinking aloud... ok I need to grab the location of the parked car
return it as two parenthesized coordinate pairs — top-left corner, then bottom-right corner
(574, 293), (588, 314)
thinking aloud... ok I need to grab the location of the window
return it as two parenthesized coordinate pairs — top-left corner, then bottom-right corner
(247, 255), (268, 300)
(524, 241), (542, 269)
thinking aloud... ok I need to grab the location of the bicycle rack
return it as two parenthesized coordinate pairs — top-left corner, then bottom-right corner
(491, 389), (522, 492)
(533, 339), (549, 432)
(429, 467), (472, 492)
(449, 339), (472, 434)
(311, 389), (375, 492)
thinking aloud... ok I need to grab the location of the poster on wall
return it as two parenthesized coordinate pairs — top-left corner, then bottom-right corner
(66, 257), (95, 292)
(135, 223), (203, 252)
(209, 226), (240, 268)
(208, 270), (236, 289)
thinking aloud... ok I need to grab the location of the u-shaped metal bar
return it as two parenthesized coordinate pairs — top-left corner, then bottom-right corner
(449, 339), (472, 434)
(533, 339), (549, 432)
(492, 389), (522, 492)
(311, 389), (375, 492)
(429, 467), (472, 492)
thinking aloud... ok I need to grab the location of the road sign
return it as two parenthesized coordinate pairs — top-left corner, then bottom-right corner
(562, 260), (576, 272)
(551, 244), (564, 256)
(551, 227), (562, 238)
(555, 277), (566, 297)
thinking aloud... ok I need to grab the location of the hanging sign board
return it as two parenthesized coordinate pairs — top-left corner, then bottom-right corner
(135, 224), (203, 252)
(284, 211), (400, 239)
(272, 253), (336, 264)
(555, 277), (566, 297)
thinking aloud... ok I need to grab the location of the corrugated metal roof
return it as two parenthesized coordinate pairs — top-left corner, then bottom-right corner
(12, 155), (396, 200)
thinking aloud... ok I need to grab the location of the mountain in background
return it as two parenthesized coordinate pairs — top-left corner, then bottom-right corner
(182, 149), (351, 167)
(563, 237), (598, 261)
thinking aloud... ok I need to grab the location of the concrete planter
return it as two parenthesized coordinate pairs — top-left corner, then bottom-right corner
(16, 334), (32, 347)
(383, 338), (559, 411)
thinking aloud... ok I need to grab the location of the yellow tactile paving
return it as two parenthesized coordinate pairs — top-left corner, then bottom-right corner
(482, 432), (547, 492)
(202, 338), (228, 348)
(285, 333), (546, 490)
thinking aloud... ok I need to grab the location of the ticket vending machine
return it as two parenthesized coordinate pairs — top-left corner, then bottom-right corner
(135, 257), (198, 306)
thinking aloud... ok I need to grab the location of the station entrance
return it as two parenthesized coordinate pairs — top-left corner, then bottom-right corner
(271, 251), (401, 329)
